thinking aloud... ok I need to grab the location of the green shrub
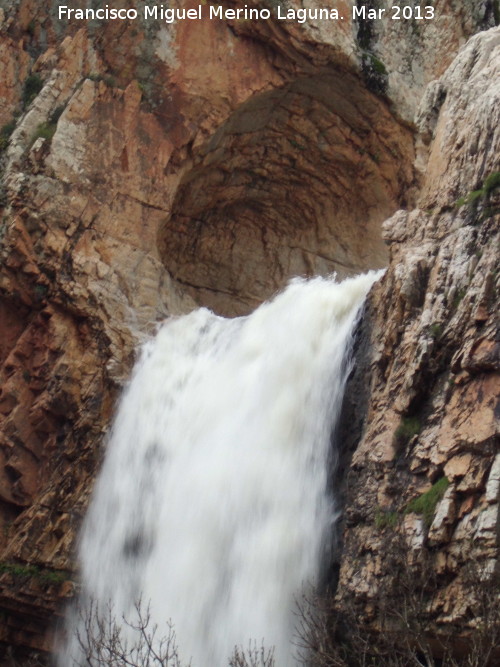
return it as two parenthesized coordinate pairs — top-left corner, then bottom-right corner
(0, 561), (39, 578)
(361, 51), (388, 95)
(484, 171), (500, 195)
(375, 508), (399, 530)
(39, 569), (69, 584)
(466, 189), (482, 205)
(369, 54), (387, 75)
(428, 322), (442, 340)
(452, 286), (467, 310)
(405, 476), (449, 526)
(22, 73), (43, 109)
(0, 560), (70, 585)
(456, 171), (500, 208)
(394, 416), (421, 449)
(31, 121), (57, 146)
(0, 120), (16, 152)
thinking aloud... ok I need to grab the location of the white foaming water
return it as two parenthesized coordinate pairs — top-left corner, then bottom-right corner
(61, 272), (379, 666)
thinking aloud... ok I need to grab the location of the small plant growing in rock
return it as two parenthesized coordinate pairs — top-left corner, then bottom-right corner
(0, 120), (16, 153)
(394, 415), (421, 450)
(451, 286), (467, 310)
(30, 122), (57, 147)
(428, 322), (443, 340)
(0, 560), (70, 586)
(483, 170), (500, 195)
(405, 475), (449, 526)
(374, 507), (399, 530)
(456, 189), (484, 208)
(0, 561), (39, 578)
(368, 53), (387, 75)
(22, 73), (44, 109)
(455, 171), (500, 209)
(359, 49), (388, 95)
(33, 284), (48, 301)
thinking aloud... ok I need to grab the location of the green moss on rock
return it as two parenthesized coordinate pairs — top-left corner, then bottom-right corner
(405, 476), (450, 526)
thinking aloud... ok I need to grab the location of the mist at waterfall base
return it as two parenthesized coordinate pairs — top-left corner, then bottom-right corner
(60, 271), (380, 666)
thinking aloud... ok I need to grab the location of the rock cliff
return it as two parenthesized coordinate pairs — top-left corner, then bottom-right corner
(0, 0), (498, 662)
(336, 24), (499, 662)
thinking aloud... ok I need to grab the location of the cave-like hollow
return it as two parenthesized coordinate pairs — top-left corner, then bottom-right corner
(160, 70), (415, 316)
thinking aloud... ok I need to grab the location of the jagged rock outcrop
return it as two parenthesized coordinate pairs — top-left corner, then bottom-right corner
(0, 0), (498, 661)
(337, 25), (499, 661)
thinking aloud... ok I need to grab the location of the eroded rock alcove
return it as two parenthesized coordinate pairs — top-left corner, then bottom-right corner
(162, 70), (414, 315)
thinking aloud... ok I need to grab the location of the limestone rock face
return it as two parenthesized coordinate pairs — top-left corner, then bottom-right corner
(337, 25), (499, 655)
(0, 0), (498, 660)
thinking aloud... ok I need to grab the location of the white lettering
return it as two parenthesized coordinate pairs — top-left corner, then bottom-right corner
(352, 6), (366, 20)
(353, 6), (385, 20)
(57, 4), (138, 20)
(278, 7), (339, 22)
(164, 9), (176, 23)
(210, 6), (223, 19)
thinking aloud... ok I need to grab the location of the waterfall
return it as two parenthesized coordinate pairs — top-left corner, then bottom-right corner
(60, 271), (380, 666)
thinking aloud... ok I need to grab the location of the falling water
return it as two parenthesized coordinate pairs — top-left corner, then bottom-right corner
(60, 272), (380, 666)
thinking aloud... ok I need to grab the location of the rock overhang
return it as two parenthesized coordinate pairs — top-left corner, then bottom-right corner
(160, 68), (415, 316)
